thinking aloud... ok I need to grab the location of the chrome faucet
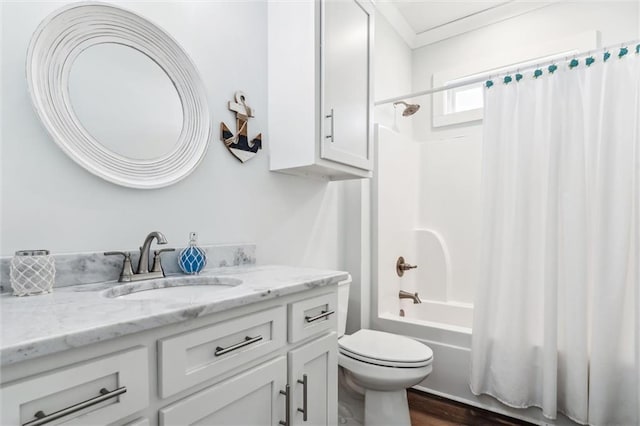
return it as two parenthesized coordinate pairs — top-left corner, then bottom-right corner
(105, 231), (175, 282)
(399, 290), (422, 304)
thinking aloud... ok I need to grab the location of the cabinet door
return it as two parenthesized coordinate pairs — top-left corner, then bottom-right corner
(321, 0), (373, 171)
(159, 356), (287, 426)
(288, 333), (338, 426)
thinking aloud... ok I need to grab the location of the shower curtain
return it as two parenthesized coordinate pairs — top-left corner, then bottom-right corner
(470, 51), (639, 425)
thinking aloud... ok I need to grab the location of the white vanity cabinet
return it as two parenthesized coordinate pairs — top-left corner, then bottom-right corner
(0, 286), (339, 426)
(268, 0), (374, 180)
(160, 291), (339, 426)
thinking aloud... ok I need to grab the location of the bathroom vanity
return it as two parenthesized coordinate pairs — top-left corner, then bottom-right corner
(0, 266), (348, 426)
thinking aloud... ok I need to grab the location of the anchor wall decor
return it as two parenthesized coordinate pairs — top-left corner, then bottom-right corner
(220, 91), (262, 163)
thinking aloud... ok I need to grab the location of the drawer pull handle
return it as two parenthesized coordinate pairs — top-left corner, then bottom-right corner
(215, 335), (263, 356)
(305, 310), (335, 323)
(297, 374), (308, 421)
(279, 384), (291, 426)
(23, 386), (127, 426)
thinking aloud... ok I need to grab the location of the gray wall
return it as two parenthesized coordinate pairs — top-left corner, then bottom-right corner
(1, 1), (345, 272)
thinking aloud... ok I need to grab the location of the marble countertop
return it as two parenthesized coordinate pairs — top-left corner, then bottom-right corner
(0, 265), (348, 366)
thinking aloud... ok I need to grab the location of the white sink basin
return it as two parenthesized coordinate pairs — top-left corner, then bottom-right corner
(103, 275), (242, 302)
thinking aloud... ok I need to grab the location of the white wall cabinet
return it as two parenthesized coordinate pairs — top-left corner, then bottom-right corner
(0, 287), (339, 426)
(268, 0), (374, 180)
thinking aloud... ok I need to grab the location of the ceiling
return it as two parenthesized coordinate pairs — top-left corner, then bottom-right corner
(376, 0), (558, 49)
(394, 1), (511, 34)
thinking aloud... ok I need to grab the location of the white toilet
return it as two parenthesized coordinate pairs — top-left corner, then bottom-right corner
(337, 280), (433, 426)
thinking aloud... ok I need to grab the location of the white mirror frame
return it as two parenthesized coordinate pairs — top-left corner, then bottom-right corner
(26, 2), (211, 189)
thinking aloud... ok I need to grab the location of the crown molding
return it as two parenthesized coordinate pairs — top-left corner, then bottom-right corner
(376, 0), (560, 50)
(375, 1), (416, 48)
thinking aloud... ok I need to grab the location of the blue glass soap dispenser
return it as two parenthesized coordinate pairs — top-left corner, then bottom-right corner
(178, 232), (207, 275)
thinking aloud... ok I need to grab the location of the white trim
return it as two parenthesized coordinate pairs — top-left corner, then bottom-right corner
(374, 1), (415, 48)
(27, 2), (210, 189)
(375, 0), (559, 49)
(413, 1), (558, 48)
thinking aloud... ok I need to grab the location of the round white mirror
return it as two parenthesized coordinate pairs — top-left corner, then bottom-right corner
(68, 43), (183, 160)
(27, 3), (210, 189)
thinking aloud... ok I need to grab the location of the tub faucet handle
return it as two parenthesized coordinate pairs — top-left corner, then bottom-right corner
(396, 256), (418, 276)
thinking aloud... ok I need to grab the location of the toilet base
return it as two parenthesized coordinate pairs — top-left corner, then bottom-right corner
(364, 389), (411, 426)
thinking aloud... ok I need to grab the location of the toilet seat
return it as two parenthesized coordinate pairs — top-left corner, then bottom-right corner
(339, 347), (432, 368)
(339, 329), (433, 368)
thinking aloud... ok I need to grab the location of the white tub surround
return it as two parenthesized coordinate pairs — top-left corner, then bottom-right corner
(1, 265), (347, 366)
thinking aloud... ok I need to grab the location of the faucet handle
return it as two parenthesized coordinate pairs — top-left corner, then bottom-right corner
(104, 251), (134, 282)
(151, 248), (175, 275)
(396, 256), (418, 277)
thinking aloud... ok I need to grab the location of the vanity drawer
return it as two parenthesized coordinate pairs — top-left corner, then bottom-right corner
(288, 292), (337, 343)
(158, 305), (286, 398)
(0, 347), (148, 426)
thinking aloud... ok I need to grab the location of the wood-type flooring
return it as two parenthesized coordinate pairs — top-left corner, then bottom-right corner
(408, 389), (535, 426)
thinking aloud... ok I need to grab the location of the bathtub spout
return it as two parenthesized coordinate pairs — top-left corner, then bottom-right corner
(399, 290), (422, 304)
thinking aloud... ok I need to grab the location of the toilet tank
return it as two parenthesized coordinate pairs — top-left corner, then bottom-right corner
(337, 278), (351, 338)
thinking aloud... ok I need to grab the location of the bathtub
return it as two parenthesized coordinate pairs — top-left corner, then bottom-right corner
(374, 299), (474, 401)
(373, 304), (575, 425)
(397, 299), (473, 330)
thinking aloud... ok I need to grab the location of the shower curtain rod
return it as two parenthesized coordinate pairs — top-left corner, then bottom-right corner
(374, 39), (640, 107)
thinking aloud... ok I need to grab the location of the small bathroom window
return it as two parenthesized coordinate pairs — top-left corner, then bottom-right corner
(444, 83), (484, 114)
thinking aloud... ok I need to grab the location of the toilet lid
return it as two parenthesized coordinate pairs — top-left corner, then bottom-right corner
(338, 329), (433, 368)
